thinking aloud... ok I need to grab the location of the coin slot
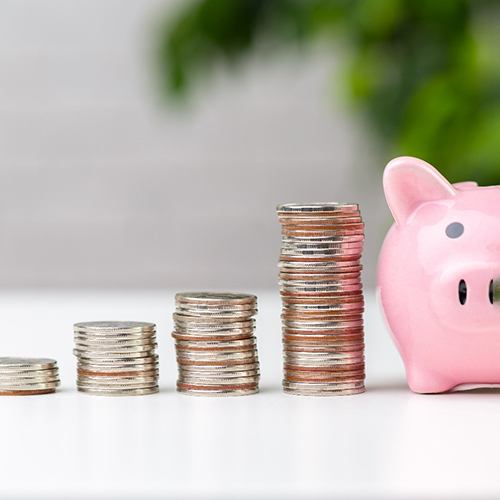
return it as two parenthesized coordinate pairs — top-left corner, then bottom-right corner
(458, 279), (467, 305)
(489, 279), (494, 305)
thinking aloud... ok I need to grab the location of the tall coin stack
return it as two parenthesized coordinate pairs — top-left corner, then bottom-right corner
(173, 292), (259, 396)
(277, 203), (365, 396)
(0, 357), (60, 395)
(74, 321), (159, 396)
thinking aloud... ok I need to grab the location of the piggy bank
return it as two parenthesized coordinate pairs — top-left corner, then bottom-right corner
(378, 156), (500, 393)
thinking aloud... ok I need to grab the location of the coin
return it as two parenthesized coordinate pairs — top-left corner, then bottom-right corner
(176, 292), (257, 306)
(277, 202), (365, 396)
(78, 386), (159, 396)
(73, 321), (158, 396)
(0, 358), (60, 396)
(0, 357), (57, 370)
(173, 292), (260, 396)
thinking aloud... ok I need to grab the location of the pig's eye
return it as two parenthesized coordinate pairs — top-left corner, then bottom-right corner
(458, 279), (467, 305)
(446, 222), (464, 238)
(489, 279), (494, 305)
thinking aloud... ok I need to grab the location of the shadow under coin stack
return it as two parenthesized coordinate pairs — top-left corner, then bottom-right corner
(0, 357), (60, 395)
(277, 203), (365, 396)
(173, 292), (259, 396)
(73, 321), (159, 396)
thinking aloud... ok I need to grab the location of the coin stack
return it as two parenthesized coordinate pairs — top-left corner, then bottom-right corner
(277, 202), (365, 396)
(73, 321), (159, 396)
(0, 357), (60, 395)
(173, 292), (259, 396)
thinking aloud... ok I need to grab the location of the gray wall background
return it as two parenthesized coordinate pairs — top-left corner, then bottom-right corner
(0, 0), (390, 289)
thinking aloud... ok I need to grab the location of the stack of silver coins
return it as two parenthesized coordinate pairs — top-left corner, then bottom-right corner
(73, 321), (159, 396)
(277, 202), (365, 396)
(0, 357), (60, 395)
(173, 292), (259, 396)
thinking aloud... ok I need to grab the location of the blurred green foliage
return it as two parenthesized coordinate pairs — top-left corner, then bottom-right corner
(157, 0), (500, 184)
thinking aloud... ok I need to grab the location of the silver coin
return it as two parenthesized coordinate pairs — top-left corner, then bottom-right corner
(179, 368), (260, 378)
(0, 357), (57, 370)
(174, 309), (257, 319)
(176, 304), (257, 314)
(77, 380), (158, 390)
(282, 303), (363, 313)
(172, 329), (255, 339)
(0, 374), (60, 384)
(77, 361), (158, 371)
(78, 366), (159, 375)
(0, 381), (60, 390)
(277, 202), (359, 213)
(278, 261), (361, 271)
(174, 313), (254, 325)
(177, 350), (256, 360)
(74, 320), (155, 330)
(74, 341), (157, 353)
(73, 348), (157, 359)
(74, 333), (156, 342)
(77, 354), (158, 366)
(0, 367), (59, 376)
(175, 338), (257, 349)
(175, 292), (257, 306)
(283, 385), (365, 396)
(177, 386), (258, 397)
(78, 375), (158, 385)
(178, 375), (260, 385)
(78, 386), (159, 396)
(283, 380), (365, 390)
(74, 331), (156, 342)
(177, 362), (260, 372)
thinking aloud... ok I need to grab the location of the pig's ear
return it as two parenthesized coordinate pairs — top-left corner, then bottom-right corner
(383, 156), (456, 225)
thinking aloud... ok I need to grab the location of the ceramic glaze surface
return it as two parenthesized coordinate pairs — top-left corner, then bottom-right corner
(378, 156), (500, 393)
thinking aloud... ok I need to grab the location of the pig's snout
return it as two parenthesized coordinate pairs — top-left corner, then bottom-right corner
(454, 276), (500, 306)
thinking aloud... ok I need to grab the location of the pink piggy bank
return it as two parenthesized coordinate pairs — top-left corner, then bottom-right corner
(378, 156), (500, 393)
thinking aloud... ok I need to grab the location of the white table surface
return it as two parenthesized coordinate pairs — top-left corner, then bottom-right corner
(0, 289), (498, 499)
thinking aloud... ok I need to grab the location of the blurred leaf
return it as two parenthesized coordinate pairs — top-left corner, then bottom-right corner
(156, 0), (500, 184)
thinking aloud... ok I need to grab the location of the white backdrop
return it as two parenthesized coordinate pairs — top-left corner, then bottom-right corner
(0, 0), (390, 289)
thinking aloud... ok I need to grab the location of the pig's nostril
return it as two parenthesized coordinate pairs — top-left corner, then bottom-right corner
(489, 279), (494, 304)
(458, 279), (467, 305)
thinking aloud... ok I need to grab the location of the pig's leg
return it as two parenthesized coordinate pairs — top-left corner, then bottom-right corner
(407, 366), (455, 394)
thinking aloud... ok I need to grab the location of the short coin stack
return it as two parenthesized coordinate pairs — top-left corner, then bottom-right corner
(173, 292), (259, 396)
(0, 357), (60, 395)
(277, 202), (365, 396)
(74, 321), (159, 396)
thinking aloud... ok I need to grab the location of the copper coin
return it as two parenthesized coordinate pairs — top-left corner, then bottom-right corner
(284, 362), (364, 372)
(284, 344), (364, 353)
(177, 358), (259, 367)
(282, 302), (364, 312)
(178, 364), (259, 374)
(278, 213), (362, 221)
(282, 310), (364, 320)
(0, 389), (56, 396)
(279, 271), (361, 280)
(176, 345), (256, 353)
(177, 381), (258, 391)
(283, 330), (364, 338)
(285, 373), (365, 383)
(172, 332), (254, 342)
(285, 367), (365, 378)
(282, 292), (363, 303)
